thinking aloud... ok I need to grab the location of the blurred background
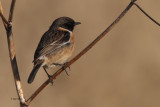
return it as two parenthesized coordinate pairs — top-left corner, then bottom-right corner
(0, 0), (160, 107)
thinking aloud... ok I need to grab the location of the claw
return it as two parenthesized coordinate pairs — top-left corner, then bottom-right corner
(62, 62), (70, 76)
(53, 62), (71, 76)
(63, 66), (69, 76)
(47, 75), (54, 85)
(68, 66), (71, 71)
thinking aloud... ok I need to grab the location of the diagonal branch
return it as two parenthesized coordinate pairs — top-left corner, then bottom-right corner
(134, 3), (160, 26)
(26, 0), (137, 104)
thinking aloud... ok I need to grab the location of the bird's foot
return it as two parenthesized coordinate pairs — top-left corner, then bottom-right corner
(47, 74), (54, 85)
(53, 62), (71, 76)
(62, 62), (70, 76)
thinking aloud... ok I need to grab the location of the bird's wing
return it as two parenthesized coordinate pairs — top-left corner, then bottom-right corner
(33, 28), (71, 63)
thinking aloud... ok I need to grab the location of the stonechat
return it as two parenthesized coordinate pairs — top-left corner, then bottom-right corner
(28, 17), (81, 84)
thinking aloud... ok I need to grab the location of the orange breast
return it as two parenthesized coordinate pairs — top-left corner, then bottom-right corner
(44, 27), (75, 67)
(70, 33), (74, 45)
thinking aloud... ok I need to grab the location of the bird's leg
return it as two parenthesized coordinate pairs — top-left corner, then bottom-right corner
(62, 62), (70, 76)
(43, 67), (53, 85)
(53, 62), (70, 76)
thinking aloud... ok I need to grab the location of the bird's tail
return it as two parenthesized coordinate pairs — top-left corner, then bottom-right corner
(28, 62), (43, 84)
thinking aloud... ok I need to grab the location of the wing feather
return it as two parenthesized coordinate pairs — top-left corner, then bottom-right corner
(33, 28), (70, 63)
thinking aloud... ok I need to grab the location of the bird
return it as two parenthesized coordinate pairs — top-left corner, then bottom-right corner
(28, 17), (81, 84)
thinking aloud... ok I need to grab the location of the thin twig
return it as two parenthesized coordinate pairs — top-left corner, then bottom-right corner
(0, 1), (8, 29)
(8, 0), (16, 23)
(0, 0), (27, 106)
(26, 0), (137, 104)
(0, 13), (9, 27)
(134, 3), (160, 26)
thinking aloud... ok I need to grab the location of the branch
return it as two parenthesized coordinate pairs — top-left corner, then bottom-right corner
(26, 0), (137, 104)
(134, 3), (160, 26)
(0, 0), (27, 106)
(8, 0), (16, 23)
(0, 1), (8, 29)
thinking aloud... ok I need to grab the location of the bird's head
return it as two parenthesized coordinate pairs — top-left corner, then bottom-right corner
(49, 17), (81, 31)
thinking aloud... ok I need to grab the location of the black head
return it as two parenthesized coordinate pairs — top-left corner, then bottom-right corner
(49, 17), (81, 31)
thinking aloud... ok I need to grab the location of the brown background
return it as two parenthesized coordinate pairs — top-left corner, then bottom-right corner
(0, 0), (160, 107)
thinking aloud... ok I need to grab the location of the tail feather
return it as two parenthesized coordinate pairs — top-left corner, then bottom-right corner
(28, 63), (42, 84)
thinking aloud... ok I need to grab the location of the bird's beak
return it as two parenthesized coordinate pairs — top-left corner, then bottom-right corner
(75, 22), (81, 25)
